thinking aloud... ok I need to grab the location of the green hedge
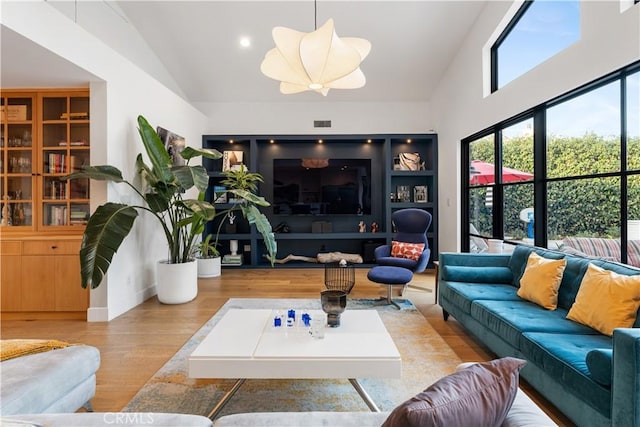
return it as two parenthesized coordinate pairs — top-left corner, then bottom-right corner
(470, 134), (640, 239)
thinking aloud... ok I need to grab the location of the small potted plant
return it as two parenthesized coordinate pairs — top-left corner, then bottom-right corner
(195, 233), (221, 278)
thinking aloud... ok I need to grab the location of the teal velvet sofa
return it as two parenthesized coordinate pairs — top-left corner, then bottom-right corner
(438, 245), (640, 427)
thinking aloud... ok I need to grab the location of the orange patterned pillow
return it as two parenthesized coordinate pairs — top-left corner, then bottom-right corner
(391, 241), (425, 261)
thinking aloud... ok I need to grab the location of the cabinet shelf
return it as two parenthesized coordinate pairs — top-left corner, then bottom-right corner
(270, 232), (385, 240)
(390, 170), (433, 177)
(391, 202), (435, 209)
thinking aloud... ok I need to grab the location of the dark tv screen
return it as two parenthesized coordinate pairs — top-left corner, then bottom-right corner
(273, 158), (371, 215)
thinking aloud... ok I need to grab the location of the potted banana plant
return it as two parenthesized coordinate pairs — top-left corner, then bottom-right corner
(63, 115), (276, 304)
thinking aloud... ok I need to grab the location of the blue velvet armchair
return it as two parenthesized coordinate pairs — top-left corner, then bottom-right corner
(374, 208), (432, 273)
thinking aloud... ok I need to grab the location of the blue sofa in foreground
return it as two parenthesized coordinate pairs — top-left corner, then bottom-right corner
(438, 245), (640, 427)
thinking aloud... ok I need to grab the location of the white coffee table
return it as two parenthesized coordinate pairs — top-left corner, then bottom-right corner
(189, 308), (401, 419)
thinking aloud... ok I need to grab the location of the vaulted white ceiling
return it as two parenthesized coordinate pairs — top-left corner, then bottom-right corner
(1, 1), (488, 104)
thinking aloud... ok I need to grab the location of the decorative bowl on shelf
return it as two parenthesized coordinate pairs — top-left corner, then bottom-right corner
(321, 290), (347, 327)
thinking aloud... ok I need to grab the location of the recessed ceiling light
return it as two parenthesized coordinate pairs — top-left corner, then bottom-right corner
(240, 37), (251, 48)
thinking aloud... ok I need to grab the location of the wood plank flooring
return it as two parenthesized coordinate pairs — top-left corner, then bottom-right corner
(0, 268), (572, 425)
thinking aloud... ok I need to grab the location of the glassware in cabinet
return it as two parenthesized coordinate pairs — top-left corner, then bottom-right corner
(1, 93), (35, 229)
(39, 91), (90, 229)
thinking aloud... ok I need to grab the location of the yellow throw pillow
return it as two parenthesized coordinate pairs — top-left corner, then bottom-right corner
(517, 252), (567, 310)
(566, 263), (640, 336)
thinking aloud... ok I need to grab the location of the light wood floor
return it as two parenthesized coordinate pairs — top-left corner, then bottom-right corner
(1, 268), (572, 425)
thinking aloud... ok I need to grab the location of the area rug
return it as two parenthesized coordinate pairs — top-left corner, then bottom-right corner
(122, 298), (462, 417)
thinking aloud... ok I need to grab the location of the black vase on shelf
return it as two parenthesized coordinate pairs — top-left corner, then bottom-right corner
(321, 290), (347, 327)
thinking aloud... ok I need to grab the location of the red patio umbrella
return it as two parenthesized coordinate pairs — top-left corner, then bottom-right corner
(470, 160), (533, 185)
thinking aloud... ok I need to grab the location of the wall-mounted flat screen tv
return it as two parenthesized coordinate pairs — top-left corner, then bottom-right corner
(273, 158), (371, 215)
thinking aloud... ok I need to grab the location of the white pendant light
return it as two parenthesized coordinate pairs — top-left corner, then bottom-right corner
(260, 14), (371, 96)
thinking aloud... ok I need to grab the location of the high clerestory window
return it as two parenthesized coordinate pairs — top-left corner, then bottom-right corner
(491, 0), (581, 91)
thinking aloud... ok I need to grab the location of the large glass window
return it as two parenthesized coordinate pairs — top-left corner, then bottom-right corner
(492, 0), (580, 90)
(547, 176), (621, 242)
(547, 82), (621, 178)
(468, 135), (495, 252)
(502, 119), (534, 242)
(628, 72), (640, 171)
(463, 61), (640, 266)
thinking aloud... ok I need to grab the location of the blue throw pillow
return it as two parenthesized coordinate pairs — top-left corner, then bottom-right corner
(586, 348), (613, 387)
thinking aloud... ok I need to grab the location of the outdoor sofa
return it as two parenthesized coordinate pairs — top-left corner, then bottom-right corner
(438, 245), (640, 426)
(560, 236), (640, 268)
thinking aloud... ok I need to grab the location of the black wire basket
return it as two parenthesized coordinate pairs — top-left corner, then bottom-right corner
(324, 261), (356, 294)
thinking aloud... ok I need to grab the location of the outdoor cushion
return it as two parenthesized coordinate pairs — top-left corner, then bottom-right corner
(520, 332), (612, 417)
(440, 282), (520, 315)
(562, 237), (621, 261)
(629, 240), (640, 267)
(470, 300), (599, 350)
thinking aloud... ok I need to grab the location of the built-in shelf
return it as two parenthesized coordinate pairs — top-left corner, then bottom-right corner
(202, 134), (438, 268)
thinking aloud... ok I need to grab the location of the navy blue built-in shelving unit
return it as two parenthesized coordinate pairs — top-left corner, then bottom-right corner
(202, 134), (438, 268)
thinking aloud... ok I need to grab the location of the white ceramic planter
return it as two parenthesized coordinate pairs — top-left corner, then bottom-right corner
(156, 259), (198, 304)
(197, 256), (221, 278)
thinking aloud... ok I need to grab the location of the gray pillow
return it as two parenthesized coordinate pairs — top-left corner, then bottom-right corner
(382, 357), (526, 427)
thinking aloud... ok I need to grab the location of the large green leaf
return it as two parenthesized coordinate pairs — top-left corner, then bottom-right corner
(171, 165), (210, 192)
(183, 199), (216, 220)
(145, 192), (171, 213)
(80, 203), (139, 289)
(136, 153), (164, 189)
(137, 115), (173, 183)
(181, 146), (222, 161)
(228, 189), (270, 206)
(61, 165), (125, 182)
(241, 204), (276, 264)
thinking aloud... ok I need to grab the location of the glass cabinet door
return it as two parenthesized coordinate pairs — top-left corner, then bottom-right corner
(1, 93), (35, 228)
(40, 92), (90, 228)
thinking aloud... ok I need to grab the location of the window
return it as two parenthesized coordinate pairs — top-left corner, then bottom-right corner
(492, 0), (580, 91)
(547, 82), (621, 178)
(468, 135), (495, 252)
(502, 119), (534, 241)
(463, 61), (640, 267)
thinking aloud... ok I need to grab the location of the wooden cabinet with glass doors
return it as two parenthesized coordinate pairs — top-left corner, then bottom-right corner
(0, 92), (35, 229)
(1, 89), (90, 231)
(0, 89), (90, 318)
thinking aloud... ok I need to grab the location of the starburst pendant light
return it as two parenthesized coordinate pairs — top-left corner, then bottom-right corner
(260, 5), (371, 96)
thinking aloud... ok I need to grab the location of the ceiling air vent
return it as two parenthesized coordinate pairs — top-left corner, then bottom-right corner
(314, 120), (332, 128)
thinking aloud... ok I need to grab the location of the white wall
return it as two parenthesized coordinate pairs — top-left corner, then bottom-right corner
(1, 2), (208, 321)
(195, 101), (433, 135)
(431, 0), (640, 253)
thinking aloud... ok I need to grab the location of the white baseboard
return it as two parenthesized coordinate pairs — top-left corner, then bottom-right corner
(87, 307), (109, 322)
(86, 285), (156, 322)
